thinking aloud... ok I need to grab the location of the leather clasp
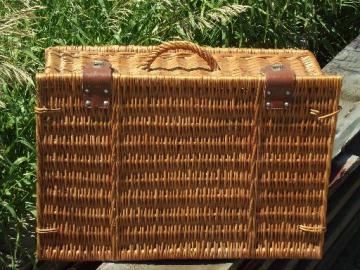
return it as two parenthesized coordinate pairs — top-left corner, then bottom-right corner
(261, 64), (295, 109)
(83, 60), (112, 108)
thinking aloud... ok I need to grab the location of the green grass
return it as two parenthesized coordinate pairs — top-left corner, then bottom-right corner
(0, 0), (359, 269)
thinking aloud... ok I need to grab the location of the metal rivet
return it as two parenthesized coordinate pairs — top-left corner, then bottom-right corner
(93, 60), (104, 68)
(103, 100), (109, 107)
(272, 63), (283, 71)
(266, 102), (271, 107)
(266, 91), (271, 96)
(85, 100), (91, 107)
(104, 89), (109, 94)
(286, 91), (291, 96)
(84, 88), (90, 94)
(284, 102), (289, 107)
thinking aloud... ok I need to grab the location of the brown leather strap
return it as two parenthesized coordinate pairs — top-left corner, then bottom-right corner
(83, 60), (112, 108)
(261, 64), (295, 109)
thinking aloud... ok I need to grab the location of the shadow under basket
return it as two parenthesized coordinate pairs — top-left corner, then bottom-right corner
(35, 41), (342, 261)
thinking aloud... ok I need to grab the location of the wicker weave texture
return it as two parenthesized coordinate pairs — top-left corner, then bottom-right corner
(36, 42), (341, 261)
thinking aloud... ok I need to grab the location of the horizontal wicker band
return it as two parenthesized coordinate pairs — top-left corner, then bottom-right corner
(34, 107), (61, 114)
(36, 227), (58, 234)
(310, 106), (342, 120)
(299, 225), (326, 233)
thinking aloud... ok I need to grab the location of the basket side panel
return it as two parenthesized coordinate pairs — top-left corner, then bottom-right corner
(35, 73), (341, 260)
(113, 77), (264, 260)
(36, 74), (113, 260)
(255, 77), (341, 259)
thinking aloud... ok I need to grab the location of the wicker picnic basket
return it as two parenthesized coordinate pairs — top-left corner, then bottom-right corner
(36, 41), (341, 261)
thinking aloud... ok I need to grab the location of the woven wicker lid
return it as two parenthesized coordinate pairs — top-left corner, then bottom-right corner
(44, 41), (322, 77)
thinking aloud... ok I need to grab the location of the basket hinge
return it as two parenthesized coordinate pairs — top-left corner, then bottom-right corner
(83, 60), (112, 108)
(261, 64), (295, 109)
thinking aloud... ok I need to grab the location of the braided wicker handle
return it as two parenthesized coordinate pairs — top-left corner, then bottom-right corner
(142, 41), (220, 71)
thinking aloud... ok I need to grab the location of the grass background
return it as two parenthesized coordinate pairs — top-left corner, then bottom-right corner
(0, 0), (359, 269)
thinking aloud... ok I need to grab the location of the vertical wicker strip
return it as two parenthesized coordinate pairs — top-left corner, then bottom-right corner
(247, 79), (264, 256)
(110, 78), (118, 257)
(35, 75), (45, 257)
(36, 42), (342, 261)
(318, 77), (342, 256)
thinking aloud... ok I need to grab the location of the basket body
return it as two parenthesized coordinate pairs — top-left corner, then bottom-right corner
(36, 43), (341, 260)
